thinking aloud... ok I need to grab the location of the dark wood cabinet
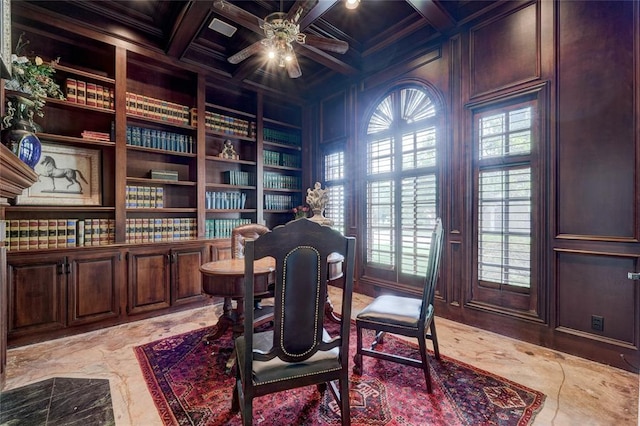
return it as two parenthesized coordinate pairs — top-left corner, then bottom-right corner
(171, 244), (207, 305)
(6, 254), (66, 337)
(67, 250), (121, 326)
(127, 242), (207, 315)
(127, 247), (171, 315)
(6, 249), (121, 342)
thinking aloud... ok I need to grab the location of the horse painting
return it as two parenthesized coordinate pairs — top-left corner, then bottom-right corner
(38, 155), (89, 193)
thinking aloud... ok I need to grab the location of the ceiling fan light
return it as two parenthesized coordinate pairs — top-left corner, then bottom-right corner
(268, 50), (276, 59)
(345, 0), (360, 10)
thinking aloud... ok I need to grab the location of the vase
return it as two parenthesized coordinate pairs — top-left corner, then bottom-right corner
(308, 208), (333, 226)
(1, 95), (42, 169)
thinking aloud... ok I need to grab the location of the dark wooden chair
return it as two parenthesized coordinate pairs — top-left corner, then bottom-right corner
(231, 223), (273, 311)
(353, 217), (444, 393)
(232, 219), (356, 425)
(231, 223), (270, 260)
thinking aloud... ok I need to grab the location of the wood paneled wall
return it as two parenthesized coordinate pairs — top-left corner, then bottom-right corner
(314, 0), (640, 371)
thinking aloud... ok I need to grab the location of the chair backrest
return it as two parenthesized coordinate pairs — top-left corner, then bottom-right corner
(242, 219), (356, 365)
(231, 223), (270, 259)
(420, 217), (444, 321)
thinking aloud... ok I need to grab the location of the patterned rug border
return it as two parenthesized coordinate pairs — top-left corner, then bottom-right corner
(134, 321), (546, 425)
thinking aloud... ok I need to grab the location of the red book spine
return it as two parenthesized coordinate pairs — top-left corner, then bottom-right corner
(77, 80), (86, 105)
(86, 82), (97, 107)
(66, 78), (77, 103)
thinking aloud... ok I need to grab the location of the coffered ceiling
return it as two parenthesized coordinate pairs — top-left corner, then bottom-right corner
(14, 0), (503, 97)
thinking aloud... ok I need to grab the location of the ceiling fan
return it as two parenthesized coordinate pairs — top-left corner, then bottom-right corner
(213, 0), (349, 78)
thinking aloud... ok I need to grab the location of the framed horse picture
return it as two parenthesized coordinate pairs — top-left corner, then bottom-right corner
(15, 142), (101, 206)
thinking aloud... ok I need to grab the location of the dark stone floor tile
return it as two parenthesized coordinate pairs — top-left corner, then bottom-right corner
(0, 378), (114, 426)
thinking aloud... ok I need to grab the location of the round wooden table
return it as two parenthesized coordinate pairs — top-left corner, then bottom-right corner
(200, 253), (345, 369)
(200, 257), (276, 345)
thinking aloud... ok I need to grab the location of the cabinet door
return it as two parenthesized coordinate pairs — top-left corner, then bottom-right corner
(6, 254), (66, 336)
(171, 244), (206, 305)
(67, 250), (121, 326)
(127, 247), (171, 315)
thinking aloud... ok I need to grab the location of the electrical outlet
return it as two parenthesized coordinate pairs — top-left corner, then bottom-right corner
(591, 315), (604, 332)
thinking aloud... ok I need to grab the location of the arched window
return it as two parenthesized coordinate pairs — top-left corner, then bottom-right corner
(363, 84), (441, 285)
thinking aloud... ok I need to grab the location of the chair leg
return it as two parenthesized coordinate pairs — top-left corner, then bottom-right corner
(241, 397), (253, 426)
(353, 324), (363, 375)
(429, 320), (440, 360)
(418, 334), (433, 393)
(339, 375), (351, 426)
(231, 379), (239, 412)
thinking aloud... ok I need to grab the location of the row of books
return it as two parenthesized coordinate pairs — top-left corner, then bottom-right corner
(263, 172), (301, 190)
(264, 127), (301, 147)
(264, 194), (299, 210)
(5, 219), (115, 251)
(65, 78), (115, 109)
(264, 150), (301, 168)
(222, 170), (255, 186)
(206, 191), (247, 210)
(126, 125), (195, 154)
(124, 218), (196, 243)
(204, 218), (252, 239)
(82, 130), (111, 142)
(125, 92), (191, 126)
(126, 185), (164, 209)
(192, 109), (256, 138)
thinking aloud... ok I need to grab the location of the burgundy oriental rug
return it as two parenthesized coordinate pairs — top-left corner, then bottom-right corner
(135, 321), (545, 425)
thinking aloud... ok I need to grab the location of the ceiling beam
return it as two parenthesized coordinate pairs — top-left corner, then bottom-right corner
(406, 0), (456, 34)
(296, 44), (358, 75)
(166, 1), (213, 58)
(299, 0), (339, 30)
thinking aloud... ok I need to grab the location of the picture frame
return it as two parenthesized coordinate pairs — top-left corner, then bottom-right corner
(15, 143), (101, 206)
(0, 0), (11, 79)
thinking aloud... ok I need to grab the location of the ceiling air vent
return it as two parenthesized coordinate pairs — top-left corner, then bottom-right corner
(209, 18), (237, 37)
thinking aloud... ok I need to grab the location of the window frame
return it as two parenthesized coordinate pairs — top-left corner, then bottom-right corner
(321, 145), (347, 235)
(470, 93), (544, 314)
(360, 82), (443, 288)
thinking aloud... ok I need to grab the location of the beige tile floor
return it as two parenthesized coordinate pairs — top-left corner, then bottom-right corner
(3, 288), (639, 425)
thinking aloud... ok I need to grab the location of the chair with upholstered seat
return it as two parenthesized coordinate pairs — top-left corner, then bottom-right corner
(231, 223), (273, 311)
(353, 217), (444, 393)
(232, 219), (356, 425)
(231, 223), (270, 260)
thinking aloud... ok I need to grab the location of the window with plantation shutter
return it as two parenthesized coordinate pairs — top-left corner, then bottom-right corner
(323, 151), (346, 234)
(363, 85), (441, 285)
(474, 100), (538, 309)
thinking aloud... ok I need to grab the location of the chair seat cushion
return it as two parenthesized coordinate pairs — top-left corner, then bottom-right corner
(357, 294), (433, 328)
(236, 329), (341, 385)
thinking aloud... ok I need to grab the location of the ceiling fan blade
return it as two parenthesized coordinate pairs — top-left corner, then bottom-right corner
(286, 0), (316, 25)
(228, 41), (263, 64)
(303, 34), (349, 54)
(213, 0), (264, 35)
(286, 54), (302, 79)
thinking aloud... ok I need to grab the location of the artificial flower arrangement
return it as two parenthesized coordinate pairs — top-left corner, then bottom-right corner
(4, 33), (65, 117)
(293, 204), (310, 219)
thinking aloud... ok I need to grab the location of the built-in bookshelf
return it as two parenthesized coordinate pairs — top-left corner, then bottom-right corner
(125, 51), (198, 228)
(1, 12), (307, 349)
(2, 24), (306, 251)
(203, 83), (260, 226)
(262, 117), (303, 218)
(2, 26), (117, 252)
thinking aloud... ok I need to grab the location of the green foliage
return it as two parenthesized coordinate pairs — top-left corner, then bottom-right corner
(5, 33), (65, 117)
